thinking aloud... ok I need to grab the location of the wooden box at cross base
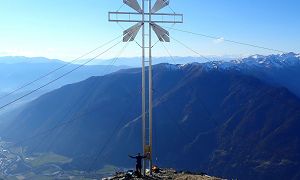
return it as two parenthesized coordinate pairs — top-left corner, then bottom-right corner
(144, 145), (152, 159)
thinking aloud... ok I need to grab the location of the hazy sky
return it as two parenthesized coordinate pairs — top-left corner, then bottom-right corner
(0, 0), (299, 61)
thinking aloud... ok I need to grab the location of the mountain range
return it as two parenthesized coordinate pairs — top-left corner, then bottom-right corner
(77, 56), (235, 67)
(0, 56), (128, 115)
(1, 53), (300, 179)
(0, 56), (128, 92)
(202, 52), (300, 97)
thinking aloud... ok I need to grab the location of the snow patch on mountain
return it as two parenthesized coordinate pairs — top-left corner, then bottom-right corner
(158, 63), (181, 71)
(249, 54), (265, 59)
(178, 62), (201, 69)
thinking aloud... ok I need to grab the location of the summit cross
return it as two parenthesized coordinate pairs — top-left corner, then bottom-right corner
(108, 0), (183, 175)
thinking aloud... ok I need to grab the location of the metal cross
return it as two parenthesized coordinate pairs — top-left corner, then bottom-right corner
(108, 0), (183, 175)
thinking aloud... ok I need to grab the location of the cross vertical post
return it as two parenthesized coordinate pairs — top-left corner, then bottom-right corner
(142, 0), (146, 176)
(148, 0), (153, 175)
(109, 0), (183, 176)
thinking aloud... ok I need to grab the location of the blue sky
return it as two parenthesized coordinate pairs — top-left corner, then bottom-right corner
(0, 0), (299, 61)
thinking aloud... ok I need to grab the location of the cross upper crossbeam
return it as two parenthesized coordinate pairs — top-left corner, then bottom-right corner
(109, 0), (183, 43)
(108, 11), (183, 24)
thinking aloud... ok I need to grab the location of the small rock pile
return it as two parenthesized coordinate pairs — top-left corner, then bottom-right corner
(102, 169), (224, 180)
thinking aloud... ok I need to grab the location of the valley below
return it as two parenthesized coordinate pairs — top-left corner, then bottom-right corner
(0, 138), (117, 179)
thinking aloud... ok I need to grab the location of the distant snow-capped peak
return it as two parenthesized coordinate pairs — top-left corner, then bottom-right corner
(158, 53), (300, 72)
(200, 53), (300, 70)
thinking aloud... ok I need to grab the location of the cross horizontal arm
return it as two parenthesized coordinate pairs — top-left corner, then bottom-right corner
(108, 11), (183, 24)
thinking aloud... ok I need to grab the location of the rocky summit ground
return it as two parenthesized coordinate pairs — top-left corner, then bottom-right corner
(102, 169), (224, 180)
